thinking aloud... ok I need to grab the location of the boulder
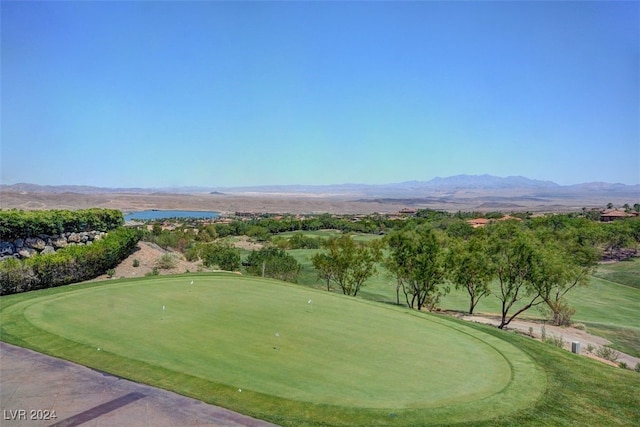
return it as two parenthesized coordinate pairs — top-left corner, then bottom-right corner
(14, 238), (24, 249)
(52, 237), (68, 249)
(42, 246), (56, 254)
(25, 237), (46, 251)
(0, 242), (15, 256)
(67, 233), (82, 243)
(18, 248), (36, 258)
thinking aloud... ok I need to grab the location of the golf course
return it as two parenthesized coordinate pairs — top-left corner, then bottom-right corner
(1, 272), (638, 426)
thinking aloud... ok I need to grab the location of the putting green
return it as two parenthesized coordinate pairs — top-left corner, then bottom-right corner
(3, 274), (545, 424)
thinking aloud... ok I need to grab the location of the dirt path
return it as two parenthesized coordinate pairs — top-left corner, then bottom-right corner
(460, 314), (639, 368)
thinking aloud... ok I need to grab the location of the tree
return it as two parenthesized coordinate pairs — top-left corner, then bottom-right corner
(385, 226), (447, 311)
(310, 252), (334, 291)
(195, 241), (241, 271)
(245, 247), (300, 283)
(532, 222), (599, 325)
(312, 235), (382, 296)
(446, 232), (493, 314)
(486, 221), (546, 329)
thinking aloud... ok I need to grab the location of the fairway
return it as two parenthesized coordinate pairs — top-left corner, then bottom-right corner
(1, 274), (545, 425)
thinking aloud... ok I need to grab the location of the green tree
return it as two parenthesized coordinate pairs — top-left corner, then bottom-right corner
(532, 221), (599, 325)
(312, 235), (382, 296)
(196, 241), (241, 271)
(245, 247), (301, 283)
(446, 232), (493, 314)
(385, 226), (447, 311)
(486, 221), (546, 329)
(310, 252), (334, 291)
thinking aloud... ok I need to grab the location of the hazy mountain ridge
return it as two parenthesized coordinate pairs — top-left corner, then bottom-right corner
(1, 175), (638, 197)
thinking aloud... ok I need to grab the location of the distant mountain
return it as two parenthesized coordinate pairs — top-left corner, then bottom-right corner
(420, 174), (559, 189)
(1, 175), (638, 197)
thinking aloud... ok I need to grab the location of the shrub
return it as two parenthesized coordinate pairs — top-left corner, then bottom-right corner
(133, 259), (140, 267)
(156, 253), (178, 270)
(106, 268), (116, 278)
(586, 343), (595, 353)
(145, 267), (160, 276)
(618, 361), (628, 369)
(543, 334), (565, 348)
(635, 363), (640, 373)
(0, 227), (142, 295)
(594, 346), (620, 362)
(0, 208), (123, 240)
(245, 247), (301, 283)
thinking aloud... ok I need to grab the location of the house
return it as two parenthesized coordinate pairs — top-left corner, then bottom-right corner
(466, 215), (521, 228)
(600, 209), (637, 222)
(467, 218), (490, 228)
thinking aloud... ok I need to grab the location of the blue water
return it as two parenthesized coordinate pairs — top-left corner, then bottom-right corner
(124, 210), (219, 221)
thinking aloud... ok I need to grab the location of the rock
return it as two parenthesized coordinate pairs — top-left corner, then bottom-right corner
(25, 237), (46, 251)
(0, 241), (15, 256)
(42, 246), (56, 254)
(18, 248), (36, 258)
(67, 233), (82, 243)
(14, 238), (24, 249)
(52, 237), (68, 249)
(93, 233), (103, 241)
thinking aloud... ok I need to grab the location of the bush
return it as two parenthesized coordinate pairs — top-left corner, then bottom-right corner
(106, 268), (116, 278)
(543, 334), (566, 348)
(245, 247), (301, 283)
(0, 208), (123, 240)
(156, 253), (178, 270)
(594, 346), (620, 362)
(634, 363), (640, 373)
(0, 227), (142, 295)
(618, 361), (628, 370)
(133, 259), (140, 267)
(145, 267), (160, 276)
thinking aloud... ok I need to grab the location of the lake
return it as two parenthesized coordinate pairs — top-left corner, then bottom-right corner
(124, 210), (220, 221)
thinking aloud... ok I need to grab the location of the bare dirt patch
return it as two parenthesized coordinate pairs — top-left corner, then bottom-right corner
(89, 241), (209, 281)
(459, 313), (639, 369)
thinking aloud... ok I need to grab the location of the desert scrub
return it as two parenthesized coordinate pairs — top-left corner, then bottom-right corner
(543, 334), (565, 348)
(594, 346), (620, 363)
(156, 253), (178, 269)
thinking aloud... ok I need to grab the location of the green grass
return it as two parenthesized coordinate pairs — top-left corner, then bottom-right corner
(0, 273), (550, 426)
(1, 274), (638, 425)
(593, 258), (640, 289)
(292, 251), (640, 359)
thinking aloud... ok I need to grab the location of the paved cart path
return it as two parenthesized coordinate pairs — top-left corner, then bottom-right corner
(0, 342), (279, 427)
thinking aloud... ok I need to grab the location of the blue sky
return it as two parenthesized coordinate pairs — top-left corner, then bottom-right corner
(2, 1), (638, 187)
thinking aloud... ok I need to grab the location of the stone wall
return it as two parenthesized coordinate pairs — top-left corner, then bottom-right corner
(0, 231), (106, 261)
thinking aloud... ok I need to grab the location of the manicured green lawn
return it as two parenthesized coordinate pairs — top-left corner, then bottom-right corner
(1, 273), (548, 425)
(2, 274), (639, 425)
(593, 257), (640, 289)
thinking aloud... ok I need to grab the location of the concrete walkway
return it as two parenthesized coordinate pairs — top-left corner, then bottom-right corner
(0, 342), (279, 427)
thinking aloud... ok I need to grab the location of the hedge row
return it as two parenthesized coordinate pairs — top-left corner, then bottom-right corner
(0, 209), (124, 241)
(0, 227), (142, 295)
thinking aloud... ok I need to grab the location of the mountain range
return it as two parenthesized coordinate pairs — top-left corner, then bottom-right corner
(1, 175), (638, 197)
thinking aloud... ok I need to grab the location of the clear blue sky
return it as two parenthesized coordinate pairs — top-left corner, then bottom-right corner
(2, 1), (638, 187)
